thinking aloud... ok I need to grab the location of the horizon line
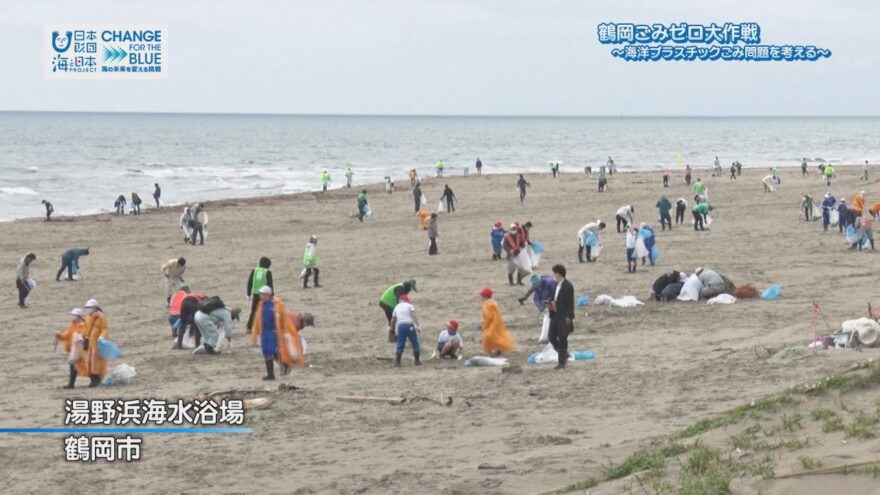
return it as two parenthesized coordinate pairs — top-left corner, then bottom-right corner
(1, 110), (878, 119)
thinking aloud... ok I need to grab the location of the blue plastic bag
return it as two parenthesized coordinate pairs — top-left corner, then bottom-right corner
(761, 284), (781, 300)
(650, 246), (660, 264)
(576, 294), (590, 307)
(571, 351), (595, 361)
(98, 339), (122, 360)
(585, 233), (598, 247)
(638, 229), (654, 239)
(532, 241), (544, 254)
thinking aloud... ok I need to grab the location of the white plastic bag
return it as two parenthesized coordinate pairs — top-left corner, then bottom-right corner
(707, 294), (737, 305)
(539, 312), (550, 343)
(594, 295), (644, 307)
(68, 334), (85, 364)
(465, 356), (508, 367)
(677, 274), (702, 301)
(513, 250), (533, 274)
(181, 328), (195, 349)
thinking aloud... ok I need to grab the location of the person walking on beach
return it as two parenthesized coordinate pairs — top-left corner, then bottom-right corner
(15, 252), (36, 309)
(675, 198), (688, 225)
(321, 170), (331, 192)
(838, 200), (849, 234)
(162, 257), (187, 307)
(189, 203), (206, 245)
(356, 190), (368, 222)
(821, 193), (836, 231)
(503, 223), (526, 285)
(735, 161), (742, 176)
(577, 220), (605, 263)
(131, 192), (142, 215)
(379, 279), (417, 342)
(693, 178), (706, 198)
(384, 177), (394, 196)
(427, 213), (439, 255)
(475, 158), (483, 176)
(662, 170), (670, 188)
(435, 160), (445, 178)
(550, 162), (560, 178)
(802, 195), (814, 222)
(598, 173), (608, 192)
(606, 157), (616, 175)
(625, 225), (637, 273)
(409, 169), (418, 189)
(713, 156), (721, 177)
(656, 195), (673, 231)
(246, 257), (273, 331)
(548, 264), (574, 369)
(824, 164), (835, 186)
(801, 158), (808, 177)
(479, 287), (515, 356)
(413, 182), (423, 213)
(729, 163), (737, 180)
(56, 247), (89, 281)
(516, 174), (530, 203)
(390, 294), (421, 367)
(345, 168), (353, 188)
(251, 286), (305, 380)
(42, 200), (54, 221)
(302, 235), (320, 288)
(153, 183), (161, 208)
(615, 205), (634, 233)
(685, 165), (692, 185)
(440, 185), (456, 213)
(114, 194), (127, 216)
(862, 161), (869, 181)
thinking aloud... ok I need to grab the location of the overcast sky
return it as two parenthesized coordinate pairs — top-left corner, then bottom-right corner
(0, 0), (877, 116)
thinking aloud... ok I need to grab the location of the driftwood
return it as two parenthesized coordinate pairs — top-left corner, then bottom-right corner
(244, 397), (273, 410)
(773, 460), (880, 480)
(336, 395), (406, 405)
(206, 388), (274, 398)
(478, 464), (507, 470)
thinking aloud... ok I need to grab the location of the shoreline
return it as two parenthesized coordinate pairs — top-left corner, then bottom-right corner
(5, 163), (870, 223)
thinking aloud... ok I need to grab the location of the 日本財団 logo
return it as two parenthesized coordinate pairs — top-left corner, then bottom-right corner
(45, 24), (168, 79)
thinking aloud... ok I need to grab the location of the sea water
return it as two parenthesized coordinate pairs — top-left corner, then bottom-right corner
(1, 112), (878, 221)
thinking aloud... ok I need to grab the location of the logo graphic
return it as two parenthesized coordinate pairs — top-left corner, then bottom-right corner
(45, 24), (167, 79)
(51, 31), (73, 53)
(103, 46), (128, 63)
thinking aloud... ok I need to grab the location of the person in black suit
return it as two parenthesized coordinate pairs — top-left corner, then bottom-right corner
(548, 264), (575, 369)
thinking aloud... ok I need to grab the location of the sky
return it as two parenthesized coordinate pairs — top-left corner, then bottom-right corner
(0, 0), (878, 116)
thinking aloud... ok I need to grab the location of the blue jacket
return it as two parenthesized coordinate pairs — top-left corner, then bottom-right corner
(838, 203), (848, 217)
(533, 276), (558, 312)
(490, 227), (505, 253)
(821, 195), (836, 210)
(640, 227), (656, 252)
(62, 248), (87, 263)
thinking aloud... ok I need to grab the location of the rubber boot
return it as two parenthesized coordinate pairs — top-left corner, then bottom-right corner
(577, 247), (584, 263)
(88, 374), (101, 388)
(303, 270), (310, 289)
(394, 353), (402, 367)
(64, 367), (77, 389)
(263, 359), (275, 380)
(313, 269), (321, 288)
(414, 351), (421, 366)
(507, 273), (514, 286)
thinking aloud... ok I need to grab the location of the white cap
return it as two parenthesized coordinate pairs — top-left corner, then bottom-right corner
(70, 308), (84, 317)
(258, 286), (273, 295)
(695, 267), (704, 274)
(85, 299), (99, 308)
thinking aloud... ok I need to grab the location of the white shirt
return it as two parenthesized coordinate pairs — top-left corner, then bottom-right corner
(626, 230), (636, 248)
(616, 206), (632, 223)
(392, 302), (415, 324)
(437, 330), (463, 349)
(577, 222), (598, 242)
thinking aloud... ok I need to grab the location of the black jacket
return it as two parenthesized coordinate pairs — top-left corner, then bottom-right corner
(551, 279), (575, 321)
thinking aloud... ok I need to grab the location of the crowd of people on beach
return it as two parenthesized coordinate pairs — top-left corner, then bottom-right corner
(17, 157), (877, 387)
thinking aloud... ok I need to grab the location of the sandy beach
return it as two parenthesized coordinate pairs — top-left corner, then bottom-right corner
(2, 166), (879, 494)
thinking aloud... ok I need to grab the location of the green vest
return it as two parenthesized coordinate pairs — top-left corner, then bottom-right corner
(251, 267), (269, 294)
(380, 283), (403, 307)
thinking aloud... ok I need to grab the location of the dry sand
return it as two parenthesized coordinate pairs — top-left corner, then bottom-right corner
(1, 167), (879, 494)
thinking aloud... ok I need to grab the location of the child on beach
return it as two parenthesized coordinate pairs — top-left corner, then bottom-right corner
(490, 221), (505, 260)
(625, 225), (637, 273)
(479, 287), (515, 356)
(432, 320), (463, 360)
(55, 308), (88, 388)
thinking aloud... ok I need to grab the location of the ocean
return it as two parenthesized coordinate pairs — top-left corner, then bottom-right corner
(1, 112), (878, 221)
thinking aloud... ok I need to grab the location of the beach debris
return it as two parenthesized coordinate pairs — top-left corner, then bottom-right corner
(761, 284), (781, 300)
(594, 294), (644, 307)
(478, 464), (507, 470)
(841, 318), (880, 347)
(206, 387), (276, 398)
(754, 341), (778, 360)
(707, 294), (737, 305)
(244, 397), (273, 410)
(773, 460), (880, 480)
(103, 363), (137, 386)
(733, 285), (759, 299)
(464, 356), (508, 367)
(501, 365), (523, 374)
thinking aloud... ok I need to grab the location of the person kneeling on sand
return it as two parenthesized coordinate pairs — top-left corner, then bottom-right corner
(651, 271), (684, 302)
(251, 286), (305, 380)
(432, 320), (463, 360)
(696, 267), (726, 300)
